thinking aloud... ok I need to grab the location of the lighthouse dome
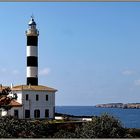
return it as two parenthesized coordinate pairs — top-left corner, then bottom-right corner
(28, 17), (36, 26)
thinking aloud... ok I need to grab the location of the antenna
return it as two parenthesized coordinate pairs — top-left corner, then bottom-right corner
(31, 13), (34, 19)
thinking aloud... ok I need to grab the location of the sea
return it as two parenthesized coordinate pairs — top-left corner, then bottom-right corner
(55, 106), (140, 128)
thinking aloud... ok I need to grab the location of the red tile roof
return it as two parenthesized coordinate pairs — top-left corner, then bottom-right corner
(0, 97), (22, 108)
(12, 85), (57, 92)
(9, 100), (22, 107)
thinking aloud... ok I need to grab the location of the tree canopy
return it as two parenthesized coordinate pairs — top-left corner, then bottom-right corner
(53, 113), (128, 138)
(0, 87), (17, 111)
(0, 114), (137, 138)
(75, 113), (126, 138)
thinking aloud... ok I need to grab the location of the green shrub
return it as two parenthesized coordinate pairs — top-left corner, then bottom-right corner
(53, 129), (76, 138)
(75, 113), (126, 138)
(0, 116), (52, 138)
(126, 128), (140, 138)
(0, 114), (138, 138)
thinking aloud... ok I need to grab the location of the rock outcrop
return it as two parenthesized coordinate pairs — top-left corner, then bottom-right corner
(95, 103), (140, 109)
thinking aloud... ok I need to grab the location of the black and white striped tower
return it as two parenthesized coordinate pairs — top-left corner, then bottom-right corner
(26, 16), (39, 85)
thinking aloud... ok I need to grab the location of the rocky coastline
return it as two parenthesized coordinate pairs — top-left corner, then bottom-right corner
(95, 103), (140, 109)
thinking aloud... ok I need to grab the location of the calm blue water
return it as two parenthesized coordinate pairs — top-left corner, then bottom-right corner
(55, 106), (140, 128)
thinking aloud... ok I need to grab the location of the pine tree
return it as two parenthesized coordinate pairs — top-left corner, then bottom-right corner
(0, 87), (17, 111)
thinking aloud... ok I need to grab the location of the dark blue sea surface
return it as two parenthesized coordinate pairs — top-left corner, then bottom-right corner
(55, 106), (140, 128)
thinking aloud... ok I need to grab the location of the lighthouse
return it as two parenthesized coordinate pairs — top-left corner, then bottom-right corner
(26, 16), (39, 85)
(0, 16), (57, 119)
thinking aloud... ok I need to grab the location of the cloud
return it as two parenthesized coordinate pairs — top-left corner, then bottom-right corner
(0, 68), (7, 73)
(121, 70), (135, 76)
(39, 68), (50, 76)
(134, 80), (140, 86)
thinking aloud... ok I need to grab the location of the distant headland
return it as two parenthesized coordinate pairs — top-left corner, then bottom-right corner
(95, 103), (140, 109)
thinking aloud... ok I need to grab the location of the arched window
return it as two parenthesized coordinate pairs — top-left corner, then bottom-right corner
(25, 110), (30, 118)
(34, 109), (40, 118)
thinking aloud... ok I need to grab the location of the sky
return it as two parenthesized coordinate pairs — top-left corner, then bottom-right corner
(0, 2), (140, 105)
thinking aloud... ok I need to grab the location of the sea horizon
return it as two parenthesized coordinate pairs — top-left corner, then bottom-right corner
(55, 106), (140, 128)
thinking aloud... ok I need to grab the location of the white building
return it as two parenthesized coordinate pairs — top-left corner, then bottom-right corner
(0, 17), (57, 119)
(9, 85), (57, 119)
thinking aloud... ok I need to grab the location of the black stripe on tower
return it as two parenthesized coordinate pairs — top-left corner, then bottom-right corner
(27, 77), (38, 85)
(27, 36), (38, 46)
(27, 56), (38, 66)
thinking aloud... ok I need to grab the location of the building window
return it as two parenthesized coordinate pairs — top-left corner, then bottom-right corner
(14, 110), (19, 118)
(46, 95), (48, 101)
(25, 110), (30, 118)
(34, 109), (40, 118)
(26, 94), (29, 100)
(36, 95), (39, 101)
(45, 109), (49, 118)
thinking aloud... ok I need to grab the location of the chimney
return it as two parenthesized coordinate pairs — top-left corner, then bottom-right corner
(11, 83), (13, 89)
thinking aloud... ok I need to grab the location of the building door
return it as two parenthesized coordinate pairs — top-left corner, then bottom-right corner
(34, 110), (40, 118)
(14, 110), (19, 118)
(45, 109), (49, 118)
(25, 110), (30, 118)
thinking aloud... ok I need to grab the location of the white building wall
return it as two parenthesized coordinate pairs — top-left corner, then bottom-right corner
(22, 90), (55, 119)
(16, 92), (23, 104)
(6, 89), (55, 119)
(2, 91), (23, 118)
(8, 91), (23, 104)
(9, 107), (24, 119)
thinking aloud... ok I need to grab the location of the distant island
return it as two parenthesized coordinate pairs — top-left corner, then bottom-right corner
(95, 103), (140, 109)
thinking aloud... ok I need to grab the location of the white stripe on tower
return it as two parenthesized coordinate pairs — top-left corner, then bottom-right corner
(27, 46), (38, 57)
(27, 67), (38, 77)
(26, 16), (39, 85)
